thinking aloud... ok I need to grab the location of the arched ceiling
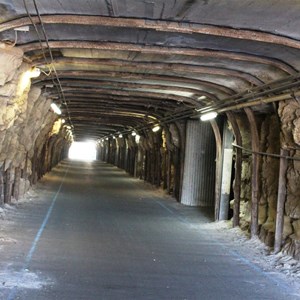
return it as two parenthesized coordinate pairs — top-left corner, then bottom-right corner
(1, 0), (300, 140)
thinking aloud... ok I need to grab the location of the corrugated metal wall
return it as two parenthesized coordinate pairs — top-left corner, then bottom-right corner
(181, 120), (216, 207)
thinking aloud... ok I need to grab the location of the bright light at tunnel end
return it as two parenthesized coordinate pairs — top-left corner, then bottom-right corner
(68, 141), (97, 161)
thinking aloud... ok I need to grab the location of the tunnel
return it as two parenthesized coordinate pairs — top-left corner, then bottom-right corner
(0, 1), (300, 299)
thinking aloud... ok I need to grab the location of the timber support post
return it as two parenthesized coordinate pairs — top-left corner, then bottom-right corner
(219, 122), (234, 220)
(226, 112), (243, 227)
(0, 164), (4, 205)
(4, 165), (12, 204)
(167, 150), (172, 194)
(14, 167), (21, 201)
(210, 119), (222, 220)
(274, 148), (289, 253)
(244, 107), (260, 238)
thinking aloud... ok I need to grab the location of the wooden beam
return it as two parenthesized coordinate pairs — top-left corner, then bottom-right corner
(0, 164), (4, 205)
(1, 14), (298, 71)
(210, 119), (222, 221)
(4, 166), (11, 204)
(13, 167), (21, 201)
(226, 111), (243, 227)
(34, 56), (264, 86)
(244, 108), (260, 238)
(219, 122), (234, 221)
(274, 148), (289, 253)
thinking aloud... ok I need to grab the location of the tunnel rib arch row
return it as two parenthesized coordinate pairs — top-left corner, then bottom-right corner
(0, 1), (300, 260)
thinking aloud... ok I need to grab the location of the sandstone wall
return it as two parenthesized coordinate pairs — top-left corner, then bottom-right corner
(0, 44), (70, 204)
(278, 100), (300, 259)
(233, 103), (300, 259)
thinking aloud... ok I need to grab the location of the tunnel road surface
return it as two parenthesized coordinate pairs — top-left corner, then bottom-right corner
(0, 160), (299, 300)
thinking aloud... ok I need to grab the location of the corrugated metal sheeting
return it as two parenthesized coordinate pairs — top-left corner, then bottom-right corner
(181, 120), (216, 207)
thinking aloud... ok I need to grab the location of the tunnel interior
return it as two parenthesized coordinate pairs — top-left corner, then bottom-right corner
(0, 0), (300, 262)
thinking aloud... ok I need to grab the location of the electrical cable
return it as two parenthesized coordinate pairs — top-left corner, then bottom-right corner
(32, 0), (73, 128)
(21, 1), (300, 140)
(22, 0), (74, 131)
(232, 143), (300, 161)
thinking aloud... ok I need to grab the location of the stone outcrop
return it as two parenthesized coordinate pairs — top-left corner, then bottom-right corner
(0, 44), (70, 204)
(231, 106), (300, 259)
(278, 100), (300, 259)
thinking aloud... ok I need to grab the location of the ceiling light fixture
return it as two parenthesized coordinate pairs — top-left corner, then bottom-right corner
(135, 134), (141, 143)
(50, 103), (62, 115)
(29, 67), (41, 78)
(132, 131), (137, 136)
(152, 125), (161, 132)
(198, 95), (207, 100)
(200, 111), (218, 121)
(119, 134), (123, 138)
(14, 26), (30, 32)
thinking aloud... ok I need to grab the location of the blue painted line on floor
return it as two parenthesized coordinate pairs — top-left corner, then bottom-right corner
(7, 165), (69, 300)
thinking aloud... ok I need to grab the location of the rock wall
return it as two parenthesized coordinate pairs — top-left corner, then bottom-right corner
(235, 116), (252, 230)
(0, 44), (70, 204)
(258, 115), (280, 246)
(233, 102), (300, 259)
(278, 100), (300, 259)
(98, 122), (184, 201)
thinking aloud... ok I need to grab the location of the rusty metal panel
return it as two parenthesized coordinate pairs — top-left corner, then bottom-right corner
(181, 120), (216, 207)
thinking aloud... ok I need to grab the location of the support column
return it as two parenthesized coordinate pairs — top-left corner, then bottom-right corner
(0, 164), (4, 205)
(226, 112), (243, 227)
(181, 120), (216, 207)
(274, 148), (289, 253)
(245, 108), (260, 238)
(167, 150), (172, 194)
(210, 119), (222, 220)
(13, 167), (21, 201)
(219, 123), (234, 220)
(4, 166), (12, 204)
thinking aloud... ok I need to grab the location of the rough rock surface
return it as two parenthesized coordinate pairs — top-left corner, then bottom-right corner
(233, 109), (300, 258)
(278, 100), (300, 259)
(259, 115), (280, 245)
(0, 44), (70, 203)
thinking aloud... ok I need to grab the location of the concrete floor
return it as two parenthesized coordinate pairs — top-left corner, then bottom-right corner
(0, 160), (299, 300)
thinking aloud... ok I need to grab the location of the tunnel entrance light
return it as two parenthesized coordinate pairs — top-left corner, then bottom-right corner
(200, 111), (218, 121)
(68, 141), (97, 161)
(51, 103), (62, 115)
(152, 125), (161, 132)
